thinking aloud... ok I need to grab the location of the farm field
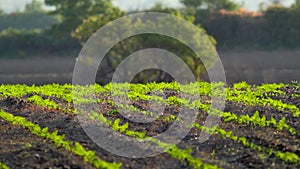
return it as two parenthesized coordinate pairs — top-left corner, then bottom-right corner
(0, 81), (300, 169)
(0, 50), (299, 85)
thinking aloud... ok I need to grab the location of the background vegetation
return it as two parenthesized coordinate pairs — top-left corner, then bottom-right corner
(0, 0), (299, 58)
(0, 0), (299, 82)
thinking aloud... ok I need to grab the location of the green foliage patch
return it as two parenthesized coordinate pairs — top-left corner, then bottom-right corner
(0, 110), (121, 169)
(0, 82), (299, 168)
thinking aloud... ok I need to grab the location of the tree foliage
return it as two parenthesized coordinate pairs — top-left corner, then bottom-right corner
(0, 12), (57, 31)
(180, 0), (240, 11)
(25, 0), (44, 13)
(197, 5), (300, 50)
(73, 4), (217, 84)
(71, 2), (125, 44)
(180, 0), (203, 8)
(206, 0), (240, 11)
(0, 28), (79, 57)
(292, 0), (300, 8)
(269, 0), (285, 5)
(264, 5), (300, 47)
(45, 0), (115, 36)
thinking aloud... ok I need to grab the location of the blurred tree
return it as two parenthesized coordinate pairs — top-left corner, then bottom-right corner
(146, 2), (195, 21)
(258, 2), (267, 12)
(45, 0), (115, 36)
(25, 0), (44, 13)
(146, 3), (176, 13)
(292, 0), (300, 8)
(183, 0), (240, 25)
(71, 2), (125, 44)
(269, 0), (285, 5)
(205, 0), (240, 11)
(0, 12), (57, 31)
(180, 0), (204, 8)
(180, 0), (239, 11)
(0, 3), (3, 15)
(73, 6), (217, 84)
(264, 5), (300, 48)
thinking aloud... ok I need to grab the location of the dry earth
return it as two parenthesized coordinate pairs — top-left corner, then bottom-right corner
(0, 50), (299, 85)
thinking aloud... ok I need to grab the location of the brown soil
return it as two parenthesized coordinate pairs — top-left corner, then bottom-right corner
(0, 50), (299, 85)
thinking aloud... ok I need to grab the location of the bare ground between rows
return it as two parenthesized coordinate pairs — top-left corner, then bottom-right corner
(1, 50), (300, 85)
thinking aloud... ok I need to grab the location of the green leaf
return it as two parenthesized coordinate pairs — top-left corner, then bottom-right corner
(112, 118), (120, 131)
(74, 142), (86, 156)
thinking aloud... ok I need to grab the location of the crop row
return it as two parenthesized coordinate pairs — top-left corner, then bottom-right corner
(0, 162), (9, 169)
(15, 91), (300, 166)
(88, 111), (220, 169)
(87, 103), (300, 166)
(1, 95), (220, 168)
(1, 82), (299, 168)
(227, 83), (300, 117)
(1, 82), (298, 116)
(31, 95), (221, 168)
(194, 124), (300, 164)
(1, 82), (298, 139)
(92, 86), (299, 137)
(107, 89), (300, 164)
(21, 85), (298, 138)
(0, 110), (121, 169)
